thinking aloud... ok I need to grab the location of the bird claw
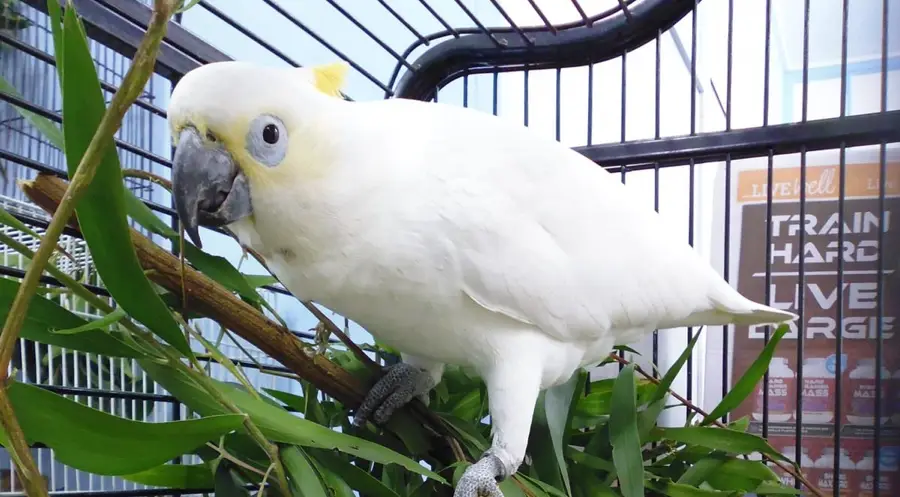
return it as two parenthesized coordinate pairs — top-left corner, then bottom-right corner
(352, 362), (434, 427)
(453, 454), (505, 497)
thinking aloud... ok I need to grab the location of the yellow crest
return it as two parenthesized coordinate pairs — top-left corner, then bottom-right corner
(311, 62), (349, 97)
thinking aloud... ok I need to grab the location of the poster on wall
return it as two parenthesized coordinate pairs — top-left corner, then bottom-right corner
(728, 160), (900, 496)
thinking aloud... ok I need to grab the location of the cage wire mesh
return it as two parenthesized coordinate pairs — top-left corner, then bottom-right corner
(0, 0), (897, 495)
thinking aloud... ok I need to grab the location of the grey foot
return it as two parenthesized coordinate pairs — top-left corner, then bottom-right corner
(352, 362), (436, 427)
(453, 454), (505, 497)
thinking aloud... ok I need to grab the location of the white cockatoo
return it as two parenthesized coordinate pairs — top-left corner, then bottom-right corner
(167, 60), (797, 497)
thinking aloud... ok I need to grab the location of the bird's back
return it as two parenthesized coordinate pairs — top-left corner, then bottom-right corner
(333, 99), (797, 344)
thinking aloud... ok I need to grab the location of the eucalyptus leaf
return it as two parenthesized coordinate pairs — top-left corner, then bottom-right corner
(716, 458), (780, 483)
(609, 364), (643, 497)
(245, 274), (279, 288)
(310, 448), (401, 497)
(122, 463), (215, 489)
(281, 445), (330, 497)
(0, 277), (142, 357)
(55, 5), (190, 355)
(564, 446), (615, 473)
(0, 381), (244, 476)
(659, 427), (787, 462)
(676, 456), (724, 486)
(124, 191), (177, 239)
(577, 378), (655, 417)
(543, 370), (583, 495)
(702, 324), (790, 425)
(52, 307), (126, 335)
(263, 388), (305, 411)
(140, 360), (447, 485)
(515, 473), (564, 497)
(214, 460), (250, 497)
(639, 330), (703, 440)
(752, 481), (803, 495)
(451, 388), (483, 421)
(646, 479), (740, 497)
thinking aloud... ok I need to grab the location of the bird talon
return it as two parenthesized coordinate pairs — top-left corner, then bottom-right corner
(352, 362), (435, 428)
(453, 454), (505, 497)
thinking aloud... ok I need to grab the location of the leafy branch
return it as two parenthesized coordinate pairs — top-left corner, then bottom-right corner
(0, 1), (180, 495)
(607, 342), (823, 497)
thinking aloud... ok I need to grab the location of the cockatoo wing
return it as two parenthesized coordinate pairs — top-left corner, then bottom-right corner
(402, 101), (797, 345)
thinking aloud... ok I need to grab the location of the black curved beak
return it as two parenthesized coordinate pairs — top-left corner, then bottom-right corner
(171, 126), (252, 249)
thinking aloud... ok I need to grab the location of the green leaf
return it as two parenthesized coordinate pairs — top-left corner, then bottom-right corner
(611, 345), (641, 356)
(122, 464), (215, 489)
(176, 0), (203, 14)
(516, 473), (566, 497)
(577, 379), (655, 417)
(451, 388), (483, 421)
(245, 274), (279, 288)
(56, 1), (190, 355)
(543, 370), (583, 496)
(51, 307), (126, 334)
(565, 446), (615, 473)
(0, 277), (142, 357)
(569, 466), (620, 497)
(659, 427), (788, 462)
(752, 481), (803, 495)
(702, 324), (790, 425)
(439, 414), (490, 459)
(0, 205), (48, 242)
(281, 445), (330, 497)
(310, 448), (401, 497)
(124, 191), (177, 239)
(676, 456), (725, 486)
(182, 244), (260, 302)
(699, 457), (780, 493)
(0, 381), (244, 475)
(716, 458), (780, 483)
(497, 477), (530, 497)
(214, 460), (250, 497)
(609, 364), (643, 497)
(639, 330), (703, 440)
(263, 388), (305, 411)
(0, 211), (79, 267)
(140, 360), (448, 485)
(46, 0), (64, 81)
(646, 479), (739, 497)
(728, 416), (750, 433)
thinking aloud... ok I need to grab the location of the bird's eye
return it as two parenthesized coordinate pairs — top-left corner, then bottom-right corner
(205, 130), (217, 143)
(245, 114), (288, 167)
(262, 124), (279, 144)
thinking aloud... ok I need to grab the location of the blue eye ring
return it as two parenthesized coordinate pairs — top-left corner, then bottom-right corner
(246, 114), (287, 167)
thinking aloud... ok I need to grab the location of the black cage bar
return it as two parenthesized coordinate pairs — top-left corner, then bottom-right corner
(0, 0), (897, 496)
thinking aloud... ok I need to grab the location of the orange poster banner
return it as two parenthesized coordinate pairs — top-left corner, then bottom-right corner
(729, 161), (900, 496)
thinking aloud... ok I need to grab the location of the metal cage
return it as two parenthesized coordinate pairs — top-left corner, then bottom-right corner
(0, 0), (897, 495)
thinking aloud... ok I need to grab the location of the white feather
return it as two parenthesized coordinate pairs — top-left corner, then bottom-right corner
(243, 96), (796, 365)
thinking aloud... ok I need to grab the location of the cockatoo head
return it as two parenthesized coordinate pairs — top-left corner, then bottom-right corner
(167, 60), (348, 248)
